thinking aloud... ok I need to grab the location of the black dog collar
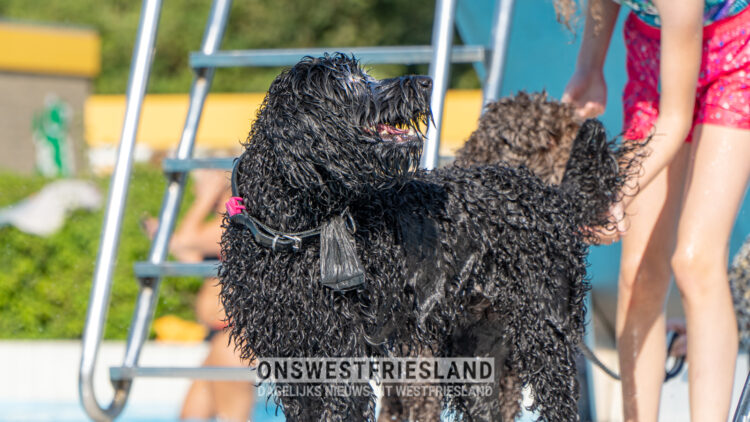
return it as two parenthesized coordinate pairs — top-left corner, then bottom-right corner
(227, 159), (321, 252)
(226, 158), (365, 291)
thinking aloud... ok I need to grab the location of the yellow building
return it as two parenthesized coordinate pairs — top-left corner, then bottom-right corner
(84, 90), (484, 160)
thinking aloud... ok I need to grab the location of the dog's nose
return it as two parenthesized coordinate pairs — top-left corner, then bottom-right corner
(414, 76), (433, 90)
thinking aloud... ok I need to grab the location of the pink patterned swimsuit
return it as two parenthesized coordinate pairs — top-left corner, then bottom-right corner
(622, 3), (750, 141)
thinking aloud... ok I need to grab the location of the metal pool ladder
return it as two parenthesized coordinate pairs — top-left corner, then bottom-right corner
(78, 0), (515, 420)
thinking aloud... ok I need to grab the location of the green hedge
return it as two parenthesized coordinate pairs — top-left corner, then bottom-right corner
(0, 166), (204, 339)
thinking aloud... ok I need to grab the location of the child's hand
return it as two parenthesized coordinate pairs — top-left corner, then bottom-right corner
(584, 201), (627, 245)
(562, 69), (607, 121)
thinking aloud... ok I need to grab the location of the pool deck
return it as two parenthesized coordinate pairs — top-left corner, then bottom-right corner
(0, 340), (748, 421)
(0, 340), (208, 405)
(0, 340), (210, 421)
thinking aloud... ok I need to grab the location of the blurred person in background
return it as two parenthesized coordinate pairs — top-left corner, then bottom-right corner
(143, 168), (254, 422)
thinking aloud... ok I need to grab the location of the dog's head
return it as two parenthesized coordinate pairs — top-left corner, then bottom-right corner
(247, 53), (432, 198)
(454, 91), (579, 185)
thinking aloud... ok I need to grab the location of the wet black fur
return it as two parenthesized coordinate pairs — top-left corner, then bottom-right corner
(219, 54), (639, 421)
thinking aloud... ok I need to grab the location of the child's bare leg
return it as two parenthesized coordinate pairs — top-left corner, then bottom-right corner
(175, 170), (230, 234)
(196, 279), (225, 328)
(180, 378), (215, 420)
(672, 124), (750, 420)
(180, 330), (254, 422)
(169, 217), (223, 262)
(205, 330), (255, 422)
(182, 282), (254, 421)
(617, 144), (689, 422)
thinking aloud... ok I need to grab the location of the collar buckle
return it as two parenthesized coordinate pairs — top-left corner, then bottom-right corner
(271, 234), (303, 252)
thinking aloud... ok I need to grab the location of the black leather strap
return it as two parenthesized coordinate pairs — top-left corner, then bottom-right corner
(230, 158), (242, 197)
(664, 330), (685, 382)
(230, 213), (320, 252)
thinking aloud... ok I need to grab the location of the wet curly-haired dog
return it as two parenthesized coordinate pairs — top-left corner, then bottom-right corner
(219, 54), (640, 422)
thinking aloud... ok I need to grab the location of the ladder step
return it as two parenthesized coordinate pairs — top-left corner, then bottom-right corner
(134, 261), (220, 278)
(164, 156), (455, 173)
(110, 366), (256, 381)
(190, 45), (487, 68)
(163, 157), (234, 172)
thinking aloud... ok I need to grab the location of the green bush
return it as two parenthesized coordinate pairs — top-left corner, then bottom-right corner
(0, 166), (204, 339)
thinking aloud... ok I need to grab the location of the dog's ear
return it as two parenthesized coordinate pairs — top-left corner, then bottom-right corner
(250, 86), (330, 192)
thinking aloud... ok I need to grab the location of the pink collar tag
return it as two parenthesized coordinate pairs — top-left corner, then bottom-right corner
(226, 196), (246, 216)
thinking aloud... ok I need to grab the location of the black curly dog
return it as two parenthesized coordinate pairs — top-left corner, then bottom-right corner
(219, 54), (641, 421)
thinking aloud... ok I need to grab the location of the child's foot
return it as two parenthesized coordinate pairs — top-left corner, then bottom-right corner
(140, 214), (160, 240)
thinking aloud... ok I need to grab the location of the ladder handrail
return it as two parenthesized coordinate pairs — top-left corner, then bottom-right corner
(120, 0), (232, 381)
(734, 369), (750, 422)
(190, 45), (487, 68)
(78, 0), (232, 420)
(421, 0), (458, 170)
(482, 0), (515, 108)
(78, 1), (163, 420)
(421, 0), (514, 169)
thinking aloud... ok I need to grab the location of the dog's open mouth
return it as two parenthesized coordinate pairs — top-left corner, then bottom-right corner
(367, 123), (423, 144)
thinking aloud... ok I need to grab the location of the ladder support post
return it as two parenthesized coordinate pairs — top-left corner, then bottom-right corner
(79, 0), (164, 420)
(120, 0), (233, 376)
(481, 0), (515, 108)
(421, 0), (458, 171)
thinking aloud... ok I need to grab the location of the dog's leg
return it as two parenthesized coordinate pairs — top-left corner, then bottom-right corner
(522, 325), (580, 422)
(378, 345), (442, 422)
(278, 382), (377, 422)
(496, 374), (524, 422)
(447, 313), (522, 422)
(378, 388), (442, 422)
(377, 391), (406, 422)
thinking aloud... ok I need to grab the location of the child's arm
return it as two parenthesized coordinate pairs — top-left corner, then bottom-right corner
(595, 0), (703, 243)
(620, 0), (703, 203)
(562, 0), (621, 120)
